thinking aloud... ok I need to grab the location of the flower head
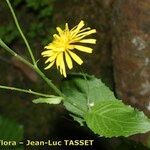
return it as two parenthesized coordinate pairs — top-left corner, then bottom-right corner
(42, 20), (96, 77)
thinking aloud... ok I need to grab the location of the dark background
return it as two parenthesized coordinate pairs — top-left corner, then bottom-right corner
(0, 0), (150, 149)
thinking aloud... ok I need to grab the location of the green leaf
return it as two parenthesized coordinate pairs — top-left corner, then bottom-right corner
(62, 73), (150, 137)
(70, 114), (84, 126)
(61, 73), (117, 125)
(33, 96), (63, 105)
(84, 100), (150, 138)
(62, 73), (117, 114)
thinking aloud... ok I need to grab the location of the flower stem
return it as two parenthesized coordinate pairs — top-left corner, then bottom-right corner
(0, 39), (63, 97)
(0, 39), (33, 69)
(1, 0), (86, 114)
(0, 39), (84, 112)
(0, 85), (52, 98)
(34, 67), (64, 97)
(4, 0), (64, 97)
(5, 0), (36, 65)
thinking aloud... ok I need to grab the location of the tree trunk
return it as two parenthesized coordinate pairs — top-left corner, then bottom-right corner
(112, 0), (150, 145)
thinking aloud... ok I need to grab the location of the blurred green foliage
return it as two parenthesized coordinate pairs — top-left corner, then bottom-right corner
(0, 23), (18, 44)
(0, 0), (56, 45)
(26, 0), (54, 17)
(0, 116), (24, 149)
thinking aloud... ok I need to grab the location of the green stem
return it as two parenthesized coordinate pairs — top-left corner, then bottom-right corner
(0, 40), (84, 112)
(0, 84), (85, 113)
(0, 39), (33, 69)
(1, 0), (86, 115)
(0, 39), (63, 97)
(4, 0), (64, 97)
(0, 85), (52, 98)
(5, 0), (36, 65)
(34, 67), (64, 97)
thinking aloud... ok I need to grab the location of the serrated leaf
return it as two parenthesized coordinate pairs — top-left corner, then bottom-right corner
(84, 100), (150, 138)
(61, 73), (117, 125)
(33, 96), (63, 105)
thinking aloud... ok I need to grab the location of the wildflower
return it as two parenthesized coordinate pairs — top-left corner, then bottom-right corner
(42, 20), (96, 77)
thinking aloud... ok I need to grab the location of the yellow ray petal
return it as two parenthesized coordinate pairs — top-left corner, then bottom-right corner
(71, 20), (85, 36)
(79, 39), (96, 44)
(56, 27), (63, 36)
(63, 70), (67, 77)
(53, 34), (60, 40)
(61, 57), (67, 77)
(56, 53), (62, 69)
(77, 29), (96, 37)
(65, 23), (69, 31)
(65, 51), (73, 69)
(68, 50), (83, 65)
(71, 27), (90, 38)
(44, 45), (55, 50)
(45, 61), (55, 70)
(79, 27), (91, 33)
(71, 30), (96, 42)
(45, 53), (58, 63)
(74, 45), (93, 53)
(70, 25), (78, 32)
(45, 57), (52, 64)
(60, 68), (63, 75)
(41, 50), (53, 56)
(76, 20), (85, 30)
(57, 53), (66, 77)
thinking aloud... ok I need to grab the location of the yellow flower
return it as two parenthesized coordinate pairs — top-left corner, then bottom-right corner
(42, 20), (96, 77)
